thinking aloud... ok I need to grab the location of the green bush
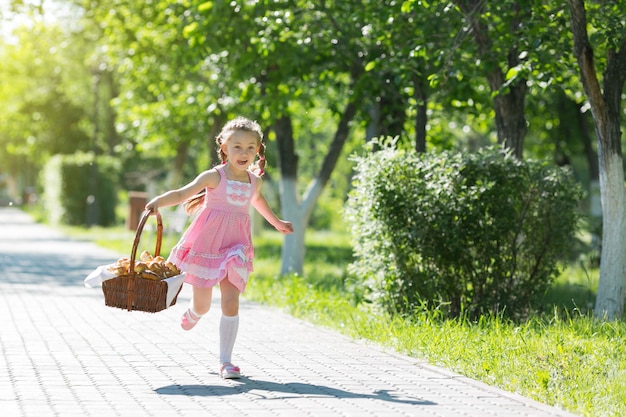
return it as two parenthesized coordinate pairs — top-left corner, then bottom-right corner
(42, 152), (120, 226)
(346, 144), (583, 320)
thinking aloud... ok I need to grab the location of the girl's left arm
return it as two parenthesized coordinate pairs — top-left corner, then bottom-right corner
(251, 179), (294, 234)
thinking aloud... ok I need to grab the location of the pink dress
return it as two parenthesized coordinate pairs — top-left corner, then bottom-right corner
(168, 165), (256, 292)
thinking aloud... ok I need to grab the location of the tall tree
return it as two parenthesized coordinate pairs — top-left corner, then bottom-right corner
(182, 1), (386, 274)
(361, 1), (458, 153)
(450, 0), (535, 158)
(568, 0), (626, 319)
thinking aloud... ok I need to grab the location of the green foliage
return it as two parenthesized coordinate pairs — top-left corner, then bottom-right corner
(0, 21), (93, 174)
(346, 143), (583, 319)
(42, 153), (120, 226)
(309, 193), (348, 232)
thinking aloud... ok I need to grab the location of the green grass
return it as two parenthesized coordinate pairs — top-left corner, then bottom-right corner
(57, 221), (625, 417)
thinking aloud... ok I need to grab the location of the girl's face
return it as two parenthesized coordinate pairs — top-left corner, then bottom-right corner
(221, 130), (260, 171)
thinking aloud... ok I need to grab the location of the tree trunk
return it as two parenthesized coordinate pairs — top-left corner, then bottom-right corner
(366, 102), (381, 143)
(575, 99), (601, 218)
(453, 0), (528, 158)
(491, 83), (527, 158)
(412, 72), (427, 153)
(596, 154), (626, 319)
(275, 115), (299, 180)
(273, 115), (302, 275)
(167, 140), (190, 189)
(274, 103), (357, 275)
(568, 0), (626, 319)
(280, 177), (305, 275)
(576, 102), (599, 182)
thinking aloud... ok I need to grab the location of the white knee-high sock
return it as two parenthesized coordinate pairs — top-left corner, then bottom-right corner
(189, 306), (202, 318)
(219, 315), (239, 364)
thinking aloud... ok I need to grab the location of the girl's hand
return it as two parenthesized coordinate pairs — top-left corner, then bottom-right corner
(145, 198), (159, 214)
(275, 220), (294, 234)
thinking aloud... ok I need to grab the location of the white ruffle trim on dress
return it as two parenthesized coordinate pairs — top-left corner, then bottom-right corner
(172, 244), (252, 292)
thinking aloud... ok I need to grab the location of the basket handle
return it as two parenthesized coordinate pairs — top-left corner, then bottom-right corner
(129, 209), (163, 268)
(125, 209), (163, 311)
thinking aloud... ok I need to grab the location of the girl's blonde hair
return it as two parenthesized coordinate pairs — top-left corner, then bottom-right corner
(183, 116), (266, 215)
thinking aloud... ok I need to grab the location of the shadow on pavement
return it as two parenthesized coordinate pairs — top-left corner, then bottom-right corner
(155, 379), (436, 406)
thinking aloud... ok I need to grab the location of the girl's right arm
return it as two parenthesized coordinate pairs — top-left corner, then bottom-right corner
(145, 169), (220, 212)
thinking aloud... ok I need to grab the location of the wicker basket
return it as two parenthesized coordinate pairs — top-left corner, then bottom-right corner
(102, 209), (183, 312)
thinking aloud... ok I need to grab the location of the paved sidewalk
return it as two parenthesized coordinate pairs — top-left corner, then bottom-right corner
(0, 207), (579, 417)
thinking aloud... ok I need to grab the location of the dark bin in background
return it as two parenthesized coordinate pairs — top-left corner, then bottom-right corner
(126, 191), (148, 231)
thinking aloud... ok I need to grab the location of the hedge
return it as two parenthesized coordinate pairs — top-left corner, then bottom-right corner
(346, 144), (583, 320)
(42, 152), (119, 226)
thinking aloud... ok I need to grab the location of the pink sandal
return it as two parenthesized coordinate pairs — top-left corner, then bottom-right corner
(180, 308), (201, 331)
(220, 363), (241, 379)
